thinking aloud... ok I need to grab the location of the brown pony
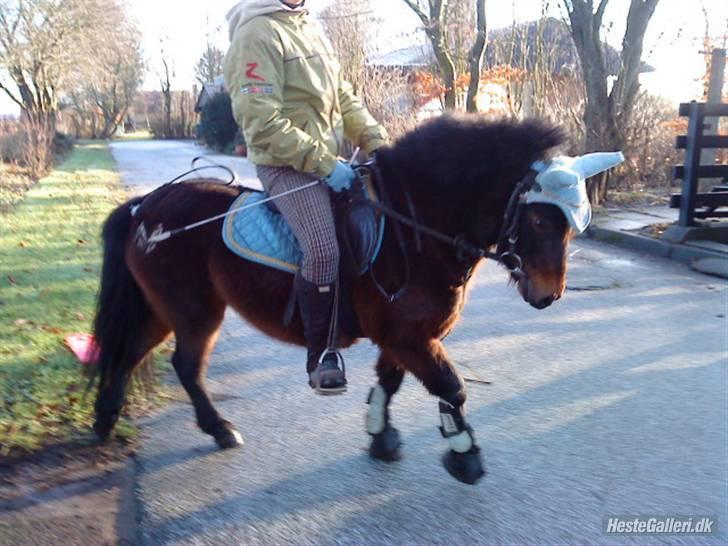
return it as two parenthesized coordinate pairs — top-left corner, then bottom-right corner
(92, 115), (571, 484)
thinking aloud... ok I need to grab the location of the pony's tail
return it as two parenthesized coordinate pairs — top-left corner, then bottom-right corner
(92, 197), (149, 391)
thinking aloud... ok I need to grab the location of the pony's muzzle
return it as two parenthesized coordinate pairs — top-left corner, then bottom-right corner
(518, 272), (564, 309)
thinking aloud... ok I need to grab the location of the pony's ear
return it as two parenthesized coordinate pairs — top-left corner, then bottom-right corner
(573, 152), (625, 179)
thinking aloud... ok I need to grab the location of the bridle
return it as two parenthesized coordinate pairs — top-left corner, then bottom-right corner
(353, 159), (537, 302)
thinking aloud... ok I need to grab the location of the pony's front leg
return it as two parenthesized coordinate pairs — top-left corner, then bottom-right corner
(388, 340), (485, 484)
(366, 352), (404, 461)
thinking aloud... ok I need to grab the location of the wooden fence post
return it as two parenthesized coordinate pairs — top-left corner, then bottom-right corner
(679, 102), (704, 227)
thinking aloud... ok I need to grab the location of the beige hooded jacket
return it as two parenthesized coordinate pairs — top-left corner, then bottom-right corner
(223, 0), (388, 177)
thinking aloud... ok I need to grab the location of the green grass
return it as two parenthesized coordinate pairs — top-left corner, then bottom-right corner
(0, 142), (137, 456)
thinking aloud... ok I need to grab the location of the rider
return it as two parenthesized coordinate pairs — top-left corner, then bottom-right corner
(224, 0), (388, 394)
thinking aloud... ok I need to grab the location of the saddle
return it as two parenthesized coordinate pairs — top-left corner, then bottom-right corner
(222, 176), (384, 277)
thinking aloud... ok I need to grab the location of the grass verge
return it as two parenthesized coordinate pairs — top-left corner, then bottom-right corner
(0, 142), (152, 457)
(0, 163), (35, 213)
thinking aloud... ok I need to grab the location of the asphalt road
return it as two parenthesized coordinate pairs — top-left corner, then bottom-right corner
(110, 139), (261, 195)
(114, 141), (727, 545)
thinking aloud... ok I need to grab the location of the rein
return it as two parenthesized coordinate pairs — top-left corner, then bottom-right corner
(133, 157), (536, 303)
(355, 159), (535, 301)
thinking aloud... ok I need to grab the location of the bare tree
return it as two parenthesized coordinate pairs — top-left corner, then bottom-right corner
(195, 43), (225, 85)
(320, 0), (374, 96)
(403, 0), (458, 109)
(158, 40), (174, 139)
(0, 0), (124, 125)
(66, 26), (144, 138)
(466, 0), (487, 112)
(563, 0), (660, 203)
(321, 1), (417, 141)
(403, 0), (487, 111)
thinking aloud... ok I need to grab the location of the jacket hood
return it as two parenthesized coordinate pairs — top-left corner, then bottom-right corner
(226, 0), (307, 41)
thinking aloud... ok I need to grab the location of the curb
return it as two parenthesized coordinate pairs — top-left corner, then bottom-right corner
(584, 226), (728, 265)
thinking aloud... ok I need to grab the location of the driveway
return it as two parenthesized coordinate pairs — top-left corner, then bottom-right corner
(110, 139), (261, 195)
(112, 140), (727, 545)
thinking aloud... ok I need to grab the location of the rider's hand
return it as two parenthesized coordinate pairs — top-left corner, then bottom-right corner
(324, 161), (356, 192)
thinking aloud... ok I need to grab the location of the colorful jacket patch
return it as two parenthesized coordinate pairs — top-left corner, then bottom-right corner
(241, 84), (274, 95)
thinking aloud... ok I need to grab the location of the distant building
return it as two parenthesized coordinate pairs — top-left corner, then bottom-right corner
(195, 75), (226, 114)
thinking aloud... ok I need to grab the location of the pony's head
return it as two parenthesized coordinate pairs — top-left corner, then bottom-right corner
(511, 152), (624, 309)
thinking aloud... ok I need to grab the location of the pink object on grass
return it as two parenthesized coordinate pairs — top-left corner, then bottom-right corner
(64, 333), (100, 365)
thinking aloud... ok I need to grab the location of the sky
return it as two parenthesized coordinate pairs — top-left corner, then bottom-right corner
(0, 0), (726, 116)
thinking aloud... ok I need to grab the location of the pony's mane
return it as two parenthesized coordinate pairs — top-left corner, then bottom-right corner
(377, 114), (565, 196)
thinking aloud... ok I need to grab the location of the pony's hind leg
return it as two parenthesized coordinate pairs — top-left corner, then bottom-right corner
(172, 317), (242, 449)
(384, 339), (485, 484)
(94, 315), (170, 440)
(366, 352), (404, 461)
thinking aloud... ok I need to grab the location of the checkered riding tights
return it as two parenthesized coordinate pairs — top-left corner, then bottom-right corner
(256, 165), (339, 285)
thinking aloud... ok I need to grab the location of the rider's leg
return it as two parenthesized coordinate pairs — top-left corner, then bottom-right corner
(256, 166), (346, 394)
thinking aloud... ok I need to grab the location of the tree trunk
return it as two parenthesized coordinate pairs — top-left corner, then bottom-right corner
(466, 0), (487, 113)
(403, 0), (458, 110)
(564, 0), (659, 205)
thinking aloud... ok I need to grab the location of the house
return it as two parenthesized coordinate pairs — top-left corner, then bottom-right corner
(368, 17), (654, 116)
(194, 75), (226, 113)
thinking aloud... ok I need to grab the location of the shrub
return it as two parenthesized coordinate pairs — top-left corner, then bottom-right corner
(149, 90), (196, 139)
(200, 92), (239, 151)
(53, 132), (75, 158)
(21, 116), (55, 179)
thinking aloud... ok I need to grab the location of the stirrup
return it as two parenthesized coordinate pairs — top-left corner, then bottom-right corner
(309, 350), (347, 395)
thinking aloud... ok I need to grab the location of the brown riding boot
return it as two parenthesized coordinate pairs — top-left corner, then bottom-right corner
(295, 276), (347, 395)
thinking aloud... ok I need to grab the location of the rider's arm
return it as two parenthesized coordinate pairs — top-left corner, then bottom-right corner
(338, 79), (388, 154)
(224, 20), (338, 177)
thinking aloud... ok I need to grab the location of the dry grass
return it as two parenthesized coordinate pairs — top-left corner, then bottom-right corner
(0, 163), (35, 213)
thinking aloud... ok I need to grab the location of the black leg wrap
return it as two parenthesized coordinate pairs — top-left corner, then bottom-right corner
(369, 423), (402, 462)
(442, 445), (486, 485)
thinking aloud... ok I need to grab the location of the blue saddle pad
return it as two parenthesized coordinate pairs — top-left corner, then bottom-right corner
(222, 179), (383, 274)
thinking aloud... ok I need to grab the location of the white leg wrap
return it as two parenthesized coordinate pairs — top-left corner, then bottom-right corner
(365, 385), (387, 435)
(448, 430), (474, 453)
(439, 400), (474, 453)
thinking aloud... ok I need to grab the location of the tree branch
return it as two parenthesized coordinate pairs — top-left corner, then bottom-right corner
(0, 80), (25, 109)
(594, 0), (609, 26)
(403, 0), (431, 27)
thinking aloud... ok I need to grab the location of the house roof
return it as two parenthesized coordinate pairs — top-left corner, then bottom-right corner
(486, 17), (654, 76)
(369, 18), (654, 75)
(194, 75), (226, 113)
(369, 44), (434, 67)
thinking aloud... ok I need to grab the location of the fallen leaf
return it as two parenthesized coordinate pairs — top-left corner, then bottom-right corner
(83, 267), (93, 273)
(14, 319), (28, 326)
(18, 241), (27, 248)
(75, 312), (85, 320)
(77, 239), (86, 245)
(7, 275), (17, 285)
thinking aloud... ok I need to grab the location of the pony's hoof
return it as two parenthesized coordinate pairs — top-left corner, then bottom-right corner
(92, 412), (118, 442)
(214, 425), (244, 449)
(442, 446), (485, 485)
(369, 424), (402, 461)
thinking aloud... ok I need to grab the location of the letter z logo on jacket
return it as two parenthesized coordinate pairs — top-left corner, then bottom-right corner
(245, 62), (265, 81)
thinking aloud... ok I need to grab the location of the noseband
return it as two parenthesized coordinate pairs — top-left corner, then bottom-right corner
(354, 160), (536, 301)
